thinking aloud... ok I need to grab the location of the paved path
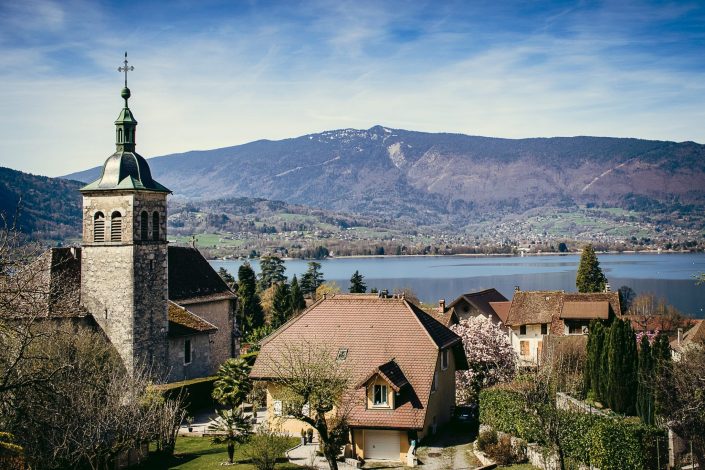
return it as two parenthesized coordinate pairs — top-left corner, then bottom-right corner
(287, 443), (359, 470)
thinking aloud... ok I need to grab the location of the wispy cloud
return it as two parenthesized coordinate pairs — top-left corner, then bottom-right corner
(0, 0), (703, 176)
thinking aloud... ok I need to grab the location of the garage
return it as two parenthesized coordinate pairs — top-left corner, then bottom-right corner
(364, 430), (401, 460)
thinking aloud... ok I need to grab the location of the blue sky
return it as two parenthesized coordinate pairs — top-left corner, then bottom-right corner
(1, 0), (704, 176)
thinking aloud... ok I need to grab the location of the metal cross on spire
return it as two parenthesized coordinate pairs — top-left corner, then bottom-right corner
(117, 52), (134, 88)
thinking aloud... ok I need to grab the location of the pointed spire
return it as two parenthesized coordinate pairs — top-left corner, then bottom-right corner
(115, 52), (137, 152)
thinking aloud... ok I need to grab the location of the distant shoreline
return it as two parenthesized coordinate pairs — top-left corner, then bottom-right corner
(210, 249), (700, 262)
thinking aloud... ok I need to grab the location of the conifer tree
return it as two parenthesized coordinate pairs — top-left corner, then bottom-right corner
(271, 283), (292, 329)
(300, 261), (324, 296)
(606, 319), (638, 414)
(237, 262), (264, 332)
(348, 270), (367, 293)
(289, 275), (306, 313)
(576, 244), (607, 293)
(636, 335), (655, 424)
(651, 333), (672, 416)
(258, 255), (286, 291)
(584, 320), (605, 400)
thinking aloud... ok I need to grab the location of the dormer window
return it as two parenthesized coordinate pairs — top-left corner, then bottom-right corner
(93, 212), (105, 242)
(373, 384), (388, 406)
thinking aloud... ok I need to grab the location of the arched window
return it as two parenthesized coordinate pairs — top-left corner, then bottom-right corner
(117, 128), (123, 143)
(111, 211), (122, 242)
(140, 211), (148, 240)
(152, 211), (160, 241)
(93, 212), (105, 242)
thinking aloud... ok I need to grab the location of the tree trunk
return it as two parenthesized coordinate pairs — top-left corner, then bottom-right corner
(325, 453), (339, 470)
(228, 442), (235, 463)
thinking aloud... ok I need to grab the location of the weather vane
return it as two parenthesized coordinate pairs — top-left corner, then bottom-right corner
(117, 52), (134, 87)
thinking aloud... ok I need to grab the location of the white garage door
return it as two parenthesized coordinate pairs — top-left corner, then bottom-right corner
(364, 430), (400, 460)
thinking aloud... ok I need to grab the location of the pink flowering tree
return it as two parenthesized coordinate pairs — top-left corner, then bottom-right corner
(451, 316), (517, 403)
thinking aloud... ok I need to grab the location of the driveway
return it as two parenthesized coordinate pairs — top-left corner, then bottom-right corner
(414, 425), (481, 470)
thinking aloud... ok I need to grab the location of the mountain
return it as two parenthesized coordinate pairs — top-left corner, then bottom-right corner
(66, 126), (705, 227)
(0, 167), (83, 241)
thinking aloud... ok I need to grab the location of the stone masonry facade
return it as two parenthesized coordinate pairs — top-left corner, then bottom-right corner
(81, 190), (169, 377)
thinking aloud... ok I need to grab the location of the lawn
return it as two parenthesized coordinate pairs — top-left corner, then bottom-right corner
(136, 436), (300, 470)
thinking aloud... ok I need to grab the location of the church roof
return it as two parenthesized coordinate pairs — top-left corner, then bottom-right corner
(80, 152), (171, 193)
(168, 246), (236, 303)
(168, 301), (218, 337)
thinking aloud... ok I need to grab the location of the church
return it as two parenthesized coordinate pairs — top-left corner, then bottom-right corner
(35, 63), (239, 383)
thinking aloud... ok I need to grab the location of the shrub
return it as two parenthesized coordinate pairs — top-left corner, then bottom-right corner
(588, 419), (666, 470)
(242, 427), (292, 470)
(479, 387), (542, 442)
(477, 429), (498, 452)
(158, 376), (217, 413)
(485, 435), (515, 465)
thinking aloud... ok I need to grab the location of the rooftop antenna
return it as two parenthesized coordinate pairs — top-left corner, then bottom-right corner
(117, 51), (134, 88)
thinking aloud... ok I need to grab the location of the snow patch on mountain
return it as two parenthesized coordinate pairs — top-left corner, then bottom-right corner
(388, 142), (406, 168)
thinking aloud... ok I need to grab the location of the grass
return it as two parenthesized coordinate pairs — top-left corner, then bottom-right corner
(136, 436), (300, 470)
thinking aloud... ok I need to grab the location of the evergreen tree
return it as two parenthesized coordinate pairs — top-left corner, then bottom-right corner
(258, 255), (286, 291)
(651, 333), (672, 417)
(300, 261), (324, 296)
(218, 267), (236, 289)
(271, 283), (292, 329)
(237, 262), (264, 332)
(348, 270), (367, 293)
(606, 319), (638, 414)
(636, 335), (655, 424)
(289, 275), (306, 313)
(584, 320), (605, 401)
(576, 244), (607, 293)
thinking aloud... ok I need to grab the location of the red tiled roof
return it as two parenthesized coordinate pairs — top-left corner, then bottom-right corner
(505, 291), (621, 326)
(671, 320), (705, 351)
(561, 301), (610, 320)
(489, 301), (511, 324)
(251, 294), (467, 430)
(168, 301), (218, 337)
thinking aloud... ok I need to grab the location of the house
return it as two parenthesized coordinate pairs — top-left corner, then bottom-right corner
(18, 79), (238, 383)
(670, 320), (704, 361)
(504, 290), (621, 365)
(446, 288), (509, 325)
(250, 293), (468, 462)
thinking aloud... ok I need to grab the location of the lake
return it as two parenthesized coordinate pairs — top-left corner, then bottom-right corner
(210, 253), (705, 318)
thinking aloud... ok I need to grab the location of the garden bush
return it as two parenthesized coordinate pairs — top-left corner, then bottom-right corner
(479, 387), (542, 442)
(157, 376), (217, 413)
(476, 429), (498, 453)
(480, 387), (666, 469)
(485, 435), (517, 465)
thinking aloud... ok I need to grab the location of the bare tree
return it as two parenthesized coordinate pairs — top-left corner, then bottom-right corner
(510, 339), (585, 470)
(261, 340), (355, 470)
(655, 342), (705, 468)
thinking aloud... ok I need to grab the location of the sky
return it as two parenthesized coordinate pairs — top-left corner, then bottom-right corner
(1, 0), (704, 177)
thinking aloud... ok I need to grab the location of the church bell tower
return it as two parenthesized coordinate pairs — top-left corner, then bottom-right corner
(80, 53), (171, 377)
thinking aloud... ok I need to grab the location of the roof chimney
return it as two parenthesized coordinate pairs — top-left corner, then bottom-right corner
(604, 283), (611, 292)
(438, 299), (446, 313)
(677, 328), (683, 346)
(514, 285), (521, 292)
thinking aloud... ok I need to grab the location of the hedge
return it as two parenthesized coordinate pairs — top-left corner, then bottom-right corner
(155, 376), (217, 413)
(479, 387), (542, 443)
(480, 387), (666, 470)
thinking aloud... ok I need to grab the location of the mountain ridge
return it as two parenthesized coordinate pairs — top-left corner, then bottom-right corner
(64, 126), (705, 229)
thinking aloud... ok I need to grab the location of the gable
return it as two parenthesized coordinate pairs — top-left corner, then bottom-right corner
(167, 246), (235, 302)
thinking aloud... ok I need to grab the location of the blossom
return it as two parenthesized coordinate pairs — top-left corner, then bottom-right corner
(451, 315), (517, 404)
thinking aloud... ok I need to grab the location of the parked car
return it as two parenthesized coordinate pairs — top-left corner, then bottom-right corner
(454, 403), (479, 426)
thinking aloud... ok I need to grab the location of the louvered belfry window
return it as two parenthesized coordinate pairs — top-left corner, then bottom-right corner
(111, 211), (122, 242)
(152, 211), (160, 241)
(140, 211), (149, 240)
(93, 212), (105, 242)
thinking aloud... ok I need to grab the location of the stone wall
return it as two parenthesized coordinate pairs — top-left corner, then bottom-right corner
(80, 190), (169, 379)
(182, 298), (236, 372)
(167, 334), (213, 382)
